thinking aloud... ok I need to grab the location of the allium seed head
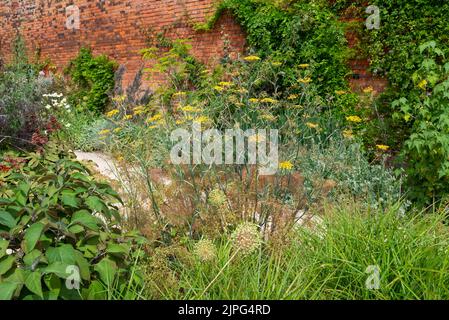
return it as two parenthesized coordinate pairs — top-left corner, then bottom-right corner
(231, 222), (262, 255)
(208, 188), (227, 207)
(194, 239), (217, 262)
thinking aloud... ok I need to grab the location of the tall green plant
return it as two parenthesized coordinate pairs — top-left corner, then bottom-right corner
(66, 48), (117, 115)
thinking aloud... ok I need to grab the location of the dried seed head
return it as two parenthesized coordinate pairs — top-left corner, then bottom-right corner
(208, 188), (227, 207)
(231, 222), (262, 255)
(194, 239), (217, 262)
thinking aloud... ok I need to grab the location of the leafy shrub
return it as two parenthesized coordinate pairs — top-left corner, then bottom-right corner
(197, 0), (351, 95)
(66, 48), (117, 115)
(0, 36), (51, 148)
(0, 142), (145, 300)
(392, 42), (449, 203)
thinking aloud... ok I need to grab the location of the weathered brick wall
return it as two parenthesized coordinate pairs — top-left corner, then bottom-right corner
(0, 0), (246, 89)
(0, 1), (386, 93)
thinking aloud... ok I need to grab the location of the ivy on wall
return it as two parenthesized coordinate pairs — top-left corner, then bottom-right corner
(195, 0), (352, 95)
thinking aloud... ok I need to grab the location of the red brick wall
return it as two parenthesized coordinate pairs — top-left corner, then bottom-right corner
(0, 0), (246, 89)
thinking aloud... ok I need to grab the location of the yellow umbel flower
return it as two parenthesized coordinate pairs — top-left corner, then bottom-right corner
(376, 144), (390, 151)
(279, 161), (294, 170)
(335, 90), (347, 95)
(418, 79), (428, 90)
(123, 114), (133, 121)
(363, 86), (374, 94)
(271, 61), (282, 67)
(288, 94), (298, 100)
(147, 114), (163, 123)
(244, 55), (261, 62)
(346, 115), (363, 123)
(299, 64), (310, 68)
(194, 116), (211, 124)
(106, 109), (119, 118)
(113, 127), (123, 133)
(249, 98), (260, 103)
(306, 122), (319, 129)
(181, 105), (201, 113)
(214, 86), (225, 92)
(99, 129), (111, 135)
(173, 91), (187, 97)
(219, 81), (233, 87)
(298, 77), (312, 84)
(260, 97), (277, 104)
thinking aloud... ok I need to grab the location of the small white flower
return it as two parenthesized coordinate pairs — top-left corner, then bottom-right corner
(6, 249), (13, 255)
(45, 105), (52, 110)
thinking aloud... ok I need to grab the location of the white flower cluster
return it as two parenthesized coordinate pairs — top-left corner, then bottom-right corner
(42, 93), (72, 128)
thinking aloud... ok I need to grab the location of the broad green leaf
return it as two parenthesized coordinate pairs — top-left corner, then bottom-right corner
(24, 249), (47, 268)
(44, 262), (72, 279)
(86, 196), (106, 213)
(46, 244), (77, 265)
(70, 210), (100, 231)
(0, 211), (16, 228)
(23, 222), (45, 253)
(0, 282), (18, 300)
(24, 271), (43, 298)
(0, 239), (9, 258)
(61, 193), (79, 208)
(74, 251), (90, 281)
(0, 255), (15, 276)
(44, 273), (61, 300)
(107, 243), (130, 255)
(94, 258), (117, 285)
(68, 224), (84, 234)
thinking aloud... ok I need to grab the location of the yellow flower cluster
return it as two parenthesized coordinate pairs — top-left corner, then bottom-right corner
(147, 113), (163, 123)
(133, 105), (146, 116)
(299, 64), (310, 69)
(298, 77), (312, 84)
(376, 144), (390, 151)
(244, 55), (261, 62)
(346, 115), (362, 123)
(260, 97), (277, 104)
(306, 122), (319, 129)
(123, 114), (133, 121)
(271, 61), (282, 67)
(249, 98), (260, 103)
(363, 86), (374, 94)
(106, 109), (119, 118)
(279, 161), (294, 170)
(288, 94), (298, 100)
(418, 79), (428, 90)
(335, 90), (347, 95)
(181, 105), (201, 113)
(99, 129), (111, 135)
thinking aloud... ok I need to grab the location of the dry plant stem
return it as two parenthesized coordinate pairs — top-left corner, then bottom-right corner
(199, 248), (241, 299)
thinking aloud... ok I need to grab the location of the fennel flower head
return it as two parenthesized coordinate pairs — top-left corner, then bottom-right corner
(194, 239), (217, 262)
(231, 222), (262, 256)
